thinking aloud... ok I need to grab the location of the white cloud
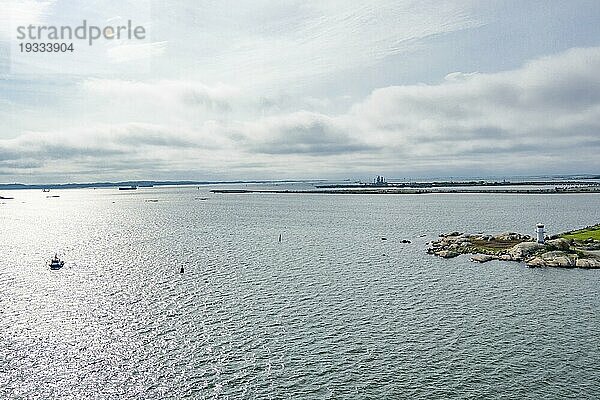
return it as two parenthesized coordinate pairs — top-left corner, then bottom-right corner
(82, 79), (241, 109)
(1, 43), (600, 180)
(444, 72), (479, 82)
(106, 41), (168, 63)
(150, 0), (482, 90)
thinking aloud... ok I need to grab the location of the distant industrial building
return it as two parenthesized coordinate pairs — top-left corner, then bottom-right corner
(372, 176), (388, 186)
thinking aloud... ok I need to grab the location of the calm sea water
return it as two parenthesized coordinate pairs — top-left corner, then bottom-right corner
(1, 187), (600, 399)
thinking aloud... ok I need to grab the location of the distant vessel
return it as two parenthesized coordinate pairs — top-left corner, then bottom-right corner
(49, 254), (65, 270)
(118, 186), (137, 191)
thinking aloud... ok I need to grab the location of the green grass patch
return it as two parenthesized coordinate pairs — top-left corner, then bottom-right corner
(561, 225), (600, 241)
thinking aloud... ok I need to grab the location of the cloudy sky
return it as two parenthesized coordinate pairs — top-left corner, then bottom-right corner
(1, 0), (599, 183)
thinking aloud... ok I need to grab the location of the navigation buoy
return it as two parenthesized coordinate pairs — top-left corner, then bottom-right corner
(279, 234), (282, 242)
(180, 266), (184, 273)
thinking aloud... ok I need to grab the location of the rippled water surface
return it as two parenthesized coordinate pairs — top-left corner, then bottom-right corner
(1, 187), (600, 399)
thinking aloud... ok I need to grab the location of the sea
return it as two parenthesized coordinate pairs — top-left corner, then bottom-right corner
(1, 185), (600, 399)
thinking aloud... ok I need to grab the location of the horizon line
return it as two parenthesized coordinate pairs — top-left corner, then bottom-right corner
(1, 173), (599, 189)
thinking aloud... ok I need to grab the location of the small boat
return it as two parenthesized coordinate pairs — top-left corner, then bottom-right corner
(49, 254), (65, 270)
(42, 188), (50, 192)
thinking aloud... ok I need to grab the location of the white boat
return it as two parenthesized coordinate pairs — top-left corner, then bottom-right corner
(49, 254), (64, 270)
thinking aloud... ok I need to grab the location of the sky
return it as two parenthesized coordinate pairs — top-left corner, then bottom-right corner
(0, 0), (599, 183)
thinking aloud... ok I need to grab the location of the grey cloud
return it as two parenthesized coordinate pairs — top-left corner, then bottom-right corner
(113, 125), (201, 148)
(0, 123), (215, 178)
(0, 159), (43, 169)
(0, 139), (125, 161)
(244, 112), (378, 155)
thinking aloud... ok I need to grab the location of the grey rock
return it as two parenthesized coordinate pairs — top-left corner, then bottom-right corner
(437, 250), (460, 258)
(576, 258), (600, 268)
(495, 232), (521, 241)
(509, 242), (545, 260)
(441, 231), (462, 237)
(471, 254), (495, 263)
(581, 242), (600, 251)
(539, 251), (577, 267)
(545, 238), (571, 251)
(526, 257), (546, 267)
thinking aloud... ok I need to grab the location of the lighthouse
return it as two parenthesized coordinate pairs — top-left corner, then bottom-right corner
(536, 223), (545, 244)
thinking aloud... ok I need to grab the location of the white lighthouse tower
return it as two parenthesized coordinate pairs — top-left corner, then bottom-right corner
(536, 223), (545, 244)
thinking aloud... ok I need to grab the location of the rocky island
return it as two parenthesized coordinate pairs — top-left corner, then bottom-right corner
(427, 224), (600, 268)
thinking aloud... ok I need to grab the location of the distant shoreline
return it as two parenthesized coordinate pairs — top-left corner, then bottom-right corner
(2, 177), (599, 194)
(315, 180), (600, 189)
(211, 187), (600, 195)
(1, 175), (599, 191)
(0, 179), (326, 191)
